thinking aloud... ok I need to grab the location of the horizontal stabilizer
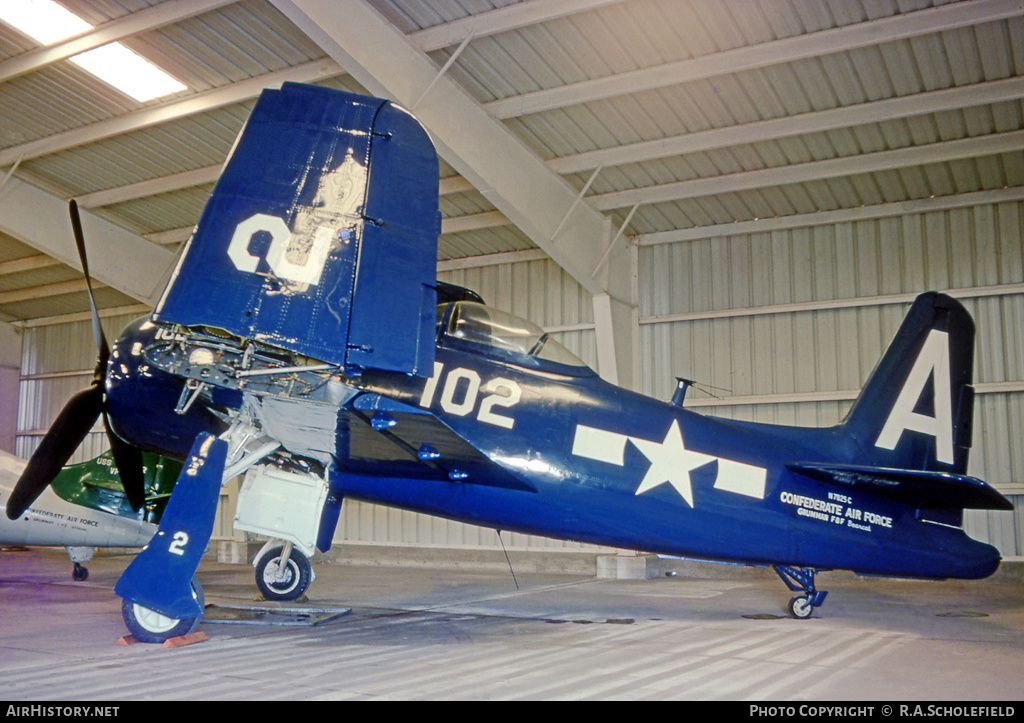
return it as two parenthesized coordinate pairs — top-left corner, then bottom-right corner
(153, 83), (439, 376)
(787, 462), (1013, 511)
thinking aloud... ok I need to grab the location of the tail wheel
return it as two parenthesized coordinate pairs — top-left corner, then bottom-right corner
(773, 565), (827, 619)
(122, 578), (204, 644)
(255, 547), (311, 601)
(788, 595), (813, 619)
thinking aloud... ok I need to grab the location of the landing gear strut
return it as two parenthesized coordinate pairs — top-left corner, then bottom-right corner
(773, 565), (827, 619)
(254, 542), (312, 601)
(66, 546), (93, 582)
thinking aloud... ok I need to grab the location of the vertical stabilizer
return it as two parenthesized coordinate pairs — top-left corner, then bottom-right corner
(842, 292), (975, 474)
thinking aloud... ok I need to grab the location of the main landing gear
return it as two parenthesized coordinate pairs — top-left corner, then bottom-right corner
(66, 546), (94, 582)
(773, 565), (827, 619)
(253, 541), (314, 601)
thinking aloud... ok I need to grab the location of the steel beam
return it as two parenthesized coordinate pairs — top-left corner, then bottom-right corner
(549, 76), (1024, 175)
(0, 60), (339, 168)
(484, 0), (1024, 119)
(0, 177), (174, 305)
(0, 0), (237, 83)
(634, 186), (1024, 247)
(273, 0), (637, 387)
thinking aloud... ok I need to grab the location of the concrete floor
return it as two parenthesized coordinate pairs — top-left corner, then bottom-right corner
(1, 546), (1023, 701)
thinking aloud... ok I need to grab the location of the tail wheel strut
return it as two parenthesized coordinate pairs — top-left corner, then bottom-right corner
(773, 565), (828, 619)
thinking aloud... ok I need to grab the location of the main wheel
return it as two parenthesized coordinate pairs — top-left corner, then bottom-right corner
(255, 547), (311, 601)
(122, 578), (204, 644)
(788, 595), (813, 619)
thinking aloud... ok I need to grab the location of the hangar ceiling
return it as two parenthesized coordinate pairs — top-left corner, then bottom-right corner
(0, 0), (1022, 328)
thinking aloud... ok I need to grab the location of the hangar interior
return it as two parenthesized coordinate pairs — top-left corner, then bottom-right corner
(0, 0), (1022, 564)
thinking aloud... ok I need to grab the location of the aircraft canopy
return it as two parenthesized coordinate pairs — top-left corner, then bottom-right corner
(439, 302), (591, 372)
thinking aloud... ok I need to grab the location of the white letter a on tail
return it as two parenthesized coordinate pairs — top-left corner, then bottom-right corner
(875, 329), (954, 464)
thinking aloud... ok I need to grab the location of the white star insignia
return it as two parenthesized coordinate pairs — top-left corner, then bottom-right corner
(630, 420), (716, 507)
(571, 421), (768, 506)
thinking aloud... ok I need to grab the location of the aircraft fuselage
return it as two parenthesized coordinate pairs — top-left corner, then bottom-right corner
(101, 309), (999, 581)
(0, 452), (155, 550)
(339, 344), (1000, 582)
(104, 303), (1001, 586)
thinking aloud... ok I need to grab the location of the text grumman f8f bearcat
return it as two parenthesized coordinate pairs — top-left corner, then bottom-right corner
(5, 84), (1012, 642)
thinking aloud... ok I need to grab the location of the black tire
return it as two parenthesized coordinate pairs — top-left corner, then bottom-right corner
(788, 595), (813, 619)
(255, 547), (311, 601)
(122, 578), (204, 643)
(72, 564), (88, 582)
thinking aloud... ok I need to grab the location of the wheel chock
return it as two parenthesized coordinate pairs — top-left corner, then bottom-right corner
(161, 631), (208, 648)
(114, 631), (208, 647)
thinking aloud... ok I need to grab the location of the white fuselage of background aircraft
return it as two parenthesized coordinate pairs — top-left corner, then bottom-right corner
(0, 450), (154, 550)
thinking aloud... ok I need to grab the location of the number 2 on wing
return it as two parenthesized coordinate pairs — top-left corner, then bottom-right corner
(169, 531), (189, 556)
(419, 362), (520, 429)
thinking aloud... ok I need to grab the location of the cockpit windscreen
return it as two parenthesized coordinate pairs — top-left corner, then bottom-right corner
(440, 302), (590, 371)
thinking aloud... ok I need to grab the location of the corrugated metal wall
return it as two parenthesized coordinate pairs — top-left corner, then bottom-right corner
(635, 199), (1024, 556)
(17, 312), (142, 464)
(14, 198), (1023, 556)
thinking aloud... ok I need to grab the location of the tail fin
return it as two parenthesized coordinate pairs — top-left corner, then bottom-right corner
(842, 292), (975, 475)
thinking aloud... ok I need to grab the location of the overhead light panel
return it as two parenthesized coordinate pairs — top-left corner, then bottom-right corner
(0, 0), (186, 102)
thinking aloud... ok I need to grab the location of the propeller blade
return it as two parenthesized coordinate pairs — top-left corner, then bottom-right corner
(69, 199), (146, 509)
(6, 202), (150, 520)
(5, 384), (104, 520)
(68, 200), (109, 366)
(104, 412), (147, 511)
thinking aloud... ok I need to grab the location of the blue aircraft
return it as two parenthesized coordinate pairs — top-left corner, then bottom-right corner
(5, 83), (1012, 643)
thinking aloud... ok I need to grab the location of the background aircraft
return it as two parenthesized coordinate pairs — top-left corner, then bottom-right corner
(5, 83), (1013, 643)
(0, 449), (176, 580)
(1, 444), (311, 605)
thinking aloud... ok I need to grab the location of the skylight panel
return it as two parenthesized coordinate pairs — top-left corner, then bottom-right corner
(0, 0), (187, 102)
(0, 0), (90, 43)
(71, 43), (187, 101)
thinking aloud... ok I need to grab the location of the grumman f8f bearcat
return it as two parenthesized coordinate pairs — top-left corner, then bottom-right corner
(6, 83), (1011, 643)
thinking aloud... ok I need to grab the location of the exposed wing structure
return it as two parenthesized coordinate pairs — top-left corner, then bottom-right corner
(339, 394), (536, 493)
